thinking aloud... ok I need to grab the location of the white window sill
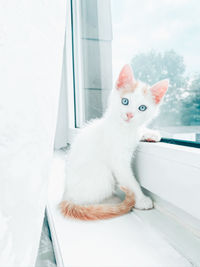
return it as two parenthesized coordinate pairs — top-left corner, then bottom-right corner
(134, 142), (200, 220)
(47, 148), (200, 267)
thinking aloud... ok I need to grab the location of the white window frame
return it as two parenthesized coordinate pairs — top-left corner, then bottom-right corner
(57, 0), (82, 147)
(65, 0), (75, 131)
(66, 0), (84, 128)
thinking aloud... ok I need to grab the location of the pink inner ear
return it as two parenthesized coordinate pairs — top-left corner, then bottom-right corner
(116, 64), (135, 90)
(150, 80), (169, 104)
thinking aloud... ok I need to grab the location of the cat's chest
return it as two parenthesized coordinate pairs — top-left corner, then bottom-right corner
(106, 129), (139, 158)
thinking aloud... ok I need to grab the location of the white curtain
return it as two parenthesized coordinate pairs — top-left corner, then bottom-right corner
(0, 0), (67, 266)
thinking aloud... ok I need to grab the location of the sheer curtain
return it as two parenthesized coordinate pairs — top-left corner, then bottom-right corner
(0, 0), (67, 266)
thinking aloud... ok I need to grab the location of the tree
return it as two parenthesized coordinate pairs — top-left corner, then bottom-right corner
(131, 50), (187, 126)
(181, 74), (200, 125)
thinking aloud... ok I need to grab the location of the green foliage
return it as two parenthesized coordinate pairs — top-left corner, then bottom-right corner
(131, 50), (185, 85)
(131, 50), (196, 126)
(181, 74), (200, 125)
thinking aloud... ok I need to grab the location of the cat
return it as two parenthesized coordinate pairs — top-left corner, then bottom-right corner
(60, 64), (168, 220)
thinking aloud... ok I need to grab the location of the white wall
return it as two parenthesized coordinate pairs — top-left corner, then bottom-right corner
(0, 0), (66, 266)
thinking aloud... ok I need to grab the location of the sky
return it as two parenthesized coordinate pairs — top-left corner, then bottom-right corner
(111, 0), (200, 81)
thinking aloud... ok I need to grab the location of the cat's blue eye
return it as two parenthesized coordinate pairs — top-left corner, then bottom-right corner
(121, 98), (129, 105)
(138, 105), (147, 111)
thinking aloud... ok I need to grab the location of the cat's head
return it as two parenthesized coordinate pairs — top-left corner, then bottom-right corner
(109, 64), (169, 126)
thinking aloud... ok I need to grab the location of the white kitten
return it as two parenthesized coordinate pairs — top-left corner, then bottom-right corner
(60, 64), (168, 220)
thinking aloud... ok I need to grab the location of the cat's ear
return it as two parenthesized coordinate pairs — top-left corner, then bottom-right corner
(116, 64), (136, 90)
(150, 79), (169, 104)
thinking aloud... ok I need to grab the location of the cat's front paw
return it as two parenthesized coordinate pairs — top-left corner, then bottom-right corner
(134, 196), (153, 210)
(141, 130), (161, 142)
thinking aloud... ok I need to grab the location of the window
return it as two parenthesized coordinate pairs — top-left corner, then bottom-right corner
(71, 0), (200, 146)
(71, 0), (112, 127)
(111, 0), (200, 145)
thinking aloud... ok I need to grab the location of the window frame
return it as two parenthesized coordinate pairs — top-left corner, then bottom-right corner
(64, 0), (84, 134)
(65, 0), (76, 131)
(70, 0), (85, 128)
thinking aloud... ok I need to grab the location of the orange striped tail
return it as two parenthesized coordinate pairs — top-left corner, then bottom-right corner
(59, 187), (135, 221)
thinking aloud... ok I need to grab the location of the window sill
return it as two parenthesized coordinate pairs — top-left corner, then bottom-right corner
(47, 149), (200, 267)
(134, 142), (200, 221)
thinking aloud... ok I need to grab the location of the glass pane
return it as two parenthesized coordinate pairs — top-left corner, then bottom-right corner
(74, 0), (112, 127)
(111, 0), (200, 143)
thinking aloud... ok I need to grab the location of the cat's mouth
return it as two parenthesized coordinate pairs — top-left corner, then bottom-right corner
(124, 117), (132, 122)
(123, 117), (134, 123)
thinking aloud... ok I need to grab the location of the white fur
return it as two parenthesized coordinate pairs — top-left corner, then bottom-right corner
(63, 81), (163, 209)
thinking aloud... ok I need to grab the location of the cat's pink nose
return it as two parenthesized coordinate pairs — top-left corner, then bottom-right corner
(126, 112), (134, 120)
